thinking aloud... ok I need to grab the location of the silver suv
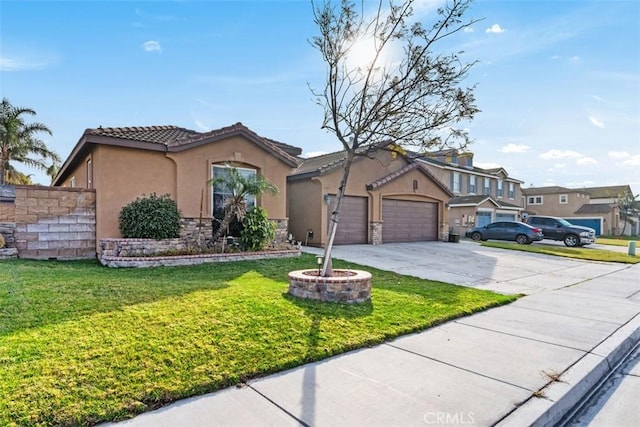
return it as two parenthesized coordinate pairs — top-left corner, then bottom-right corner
(525, 216), (596, 247)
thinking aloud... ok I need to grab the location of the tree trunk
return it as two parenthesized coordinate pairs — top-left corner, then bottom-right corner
(211, 213), (233, 245)
(321, 151), (354, 277)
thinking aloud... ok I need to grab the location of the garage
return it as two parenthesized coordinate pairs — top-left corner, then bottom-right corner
(382, 199), (438, 243)
(495, 213), (516, 222)
(330, 196), (368, 244)
(565, 218), (602, 235)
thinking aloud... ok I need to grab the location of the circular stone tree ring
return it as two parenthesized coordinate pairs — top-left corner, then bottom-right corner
(287, 269), (372, 303)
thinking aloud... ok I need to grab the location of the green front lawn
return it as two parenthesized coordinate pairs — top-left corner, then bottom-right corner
(481, 242), (639, 263)
(596, 236), (639, 247)
(0, 255), (515, 426)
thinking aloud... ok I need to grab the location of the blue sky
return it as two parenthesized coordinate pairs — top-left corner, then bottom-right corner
(1, 0), (639, 196)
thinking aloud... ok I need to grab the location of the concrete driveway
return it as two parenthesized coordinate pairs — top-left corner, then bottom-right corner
(304, 240), (633, 295)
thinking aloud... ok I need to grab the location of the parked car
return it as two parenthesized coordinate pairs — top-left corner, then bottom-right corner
(465, 221), (544, 244)
(524, 215), (595, 247)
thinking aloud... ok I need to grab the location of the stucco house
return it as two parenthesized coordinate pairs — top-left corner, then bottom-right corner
(522, 185), (624, 235)
(415, 150), (524, 234)
(52, 123), (301, 245)
(287, 148), (453, 246)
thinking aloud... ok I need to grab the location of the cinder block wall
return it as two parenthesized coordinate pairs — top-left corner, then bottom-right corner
(12, 186), (97, 259)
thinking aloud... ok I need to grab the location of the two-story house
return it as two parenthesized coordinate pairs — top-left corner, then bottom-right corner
(416, 150), (524, 234)
(522, 185), (623, 235)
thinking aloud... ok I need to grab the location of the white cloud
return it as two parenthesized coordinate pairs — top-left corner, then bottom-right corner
(474, 161), (502, 169)
(588, 116), (604, 128)
(485, 24), (505, 34)
(301, 151), (328, 159)
(623, 154), (640, 166)
(499, 143), (530, 153)
(142, 40), (161, 52)
(463, 27), (474, 33)
(539, 150), (583, 160)
(576, 157), (597, 166)
(194, 120), (209, 132)
(609, 151), (629, 159)
(0, 56), (49, 71)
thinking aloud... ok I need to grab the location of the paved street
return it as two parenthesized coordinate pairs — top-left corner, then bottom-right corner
(565, 342), (640, 426)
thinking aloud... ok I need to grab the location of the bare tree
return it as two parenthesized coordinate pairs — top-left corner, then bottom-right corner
(311, 0), (480, 276)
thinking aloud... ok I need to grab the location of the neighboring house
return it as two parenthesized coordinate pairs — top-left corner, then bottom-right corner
(522, 186), (621, 235)
(415, 150), (524, 234)
(583, 185), (638, 235)
(287, 148), (453, 246)
(53, 123), (301, 246)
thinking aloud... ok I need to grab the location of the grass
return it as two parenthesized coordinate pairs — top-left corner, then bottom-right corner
(0, 255), (515, 426)
(481, 242), (639, 264)
(596, 236), (639, 247)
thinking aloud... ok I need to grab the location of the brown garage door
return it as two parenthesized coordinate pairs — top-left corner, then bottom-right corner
(329, 196), (368, 245)
(382, 199), (438, 243)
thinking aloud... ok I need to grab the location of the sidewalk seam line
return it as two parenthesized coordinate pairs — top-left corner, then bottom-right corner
(245, 385), (310, 427)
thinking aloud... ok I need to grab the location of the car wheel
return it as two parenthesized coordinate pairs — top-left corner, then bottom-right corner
(470, 232), (482, 241)
(563, 234), (579, 247)
(515, 234), (529, 245)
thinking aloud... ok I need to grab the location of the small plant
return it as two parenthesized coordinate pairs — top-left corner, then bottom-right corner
(239, 207), (275, 251)
(0, 233), (5, 249)
(119, 193), (181, 239)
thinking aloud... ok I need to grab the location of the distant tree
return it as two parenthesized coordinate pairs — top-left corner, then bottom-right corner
(311, 0), (480, 275)
(0, 98), (60, 185)
(208, 166), (278, 245)
(4, 168), (34, 185)
(616, 191), (640, 236)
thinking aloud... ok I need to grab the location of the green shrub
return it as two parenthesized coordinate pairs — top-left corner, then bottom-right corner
(239, 207), (275, 251)
(119, 193), (181, 239)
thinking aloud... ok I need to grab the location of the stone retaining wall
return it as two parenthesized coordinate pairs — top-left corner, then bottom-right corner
(99, 237), (300, 267)
(0, 185), (97, 260)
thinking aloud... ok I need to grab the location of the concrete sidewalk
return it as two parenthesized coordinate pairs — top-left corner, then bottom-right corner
(108, 244), (640, 427)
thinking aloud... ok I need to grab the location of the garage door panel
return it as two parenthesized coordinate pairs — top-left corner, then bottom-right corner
(330, 196), (368, 245)
(382, 200), (438, 243)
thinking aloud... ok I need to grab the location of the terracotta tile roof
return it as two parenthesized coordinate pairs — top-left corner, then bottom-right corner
(86, 125), (197, 144)
(84, 122), (300, 166)
(575, 203), (614, 214)
(582, 185), (631, 199)
(289, 150), (350, 177)
(522, 186), (577, 195)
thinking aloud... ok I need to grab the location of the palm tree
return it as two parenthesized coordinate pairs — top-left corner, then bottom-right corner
(208, 165), (278, 245)
(0, 98), (60, 185)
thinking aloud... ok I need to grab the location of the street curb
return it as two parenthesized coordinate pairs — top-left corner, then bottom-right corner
(497, 313), (640, 427)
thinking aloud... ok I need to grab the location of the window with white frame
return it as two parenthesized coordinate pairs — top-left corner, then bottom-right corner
(483, 177), (491, 195)
(528, 195), (543, 205)
(211, 165), (257, 216)
(468, 175), (476, 194)
(508, 182), (515, 199)
(559, 194), (568, 204)
(496, 180), (504, 197)
(452, 172), (461, 193)
(70, 176), (76, 188)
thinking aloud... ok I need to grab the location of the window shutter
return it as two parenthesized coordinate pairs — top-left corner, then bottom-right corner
(450, 173), (454, 191)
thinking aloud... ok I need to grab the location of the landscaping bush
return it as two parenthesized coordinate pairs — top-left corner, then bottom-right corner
(119, 193), (181, 239)
(239, 207), (275, 251)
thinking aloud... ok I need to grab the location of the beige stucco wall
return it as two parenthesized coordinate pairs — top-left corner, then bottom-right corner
(289, 152), (451, 246)
(167, 135), (290, 220)
(58, 136), (292, 243)
(526, 192), (588, 217)
(287, 179), (323, 245)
